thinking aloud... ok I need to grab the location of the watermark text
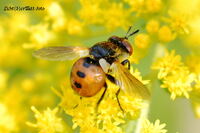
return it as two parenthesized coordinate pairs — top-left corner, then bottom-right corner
(4, 6), (45, 11)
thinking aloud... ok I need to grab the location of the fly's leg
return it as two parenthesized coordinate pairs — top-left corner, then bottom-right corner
(106, 74), (116, 83)
(116, 88), (124, 112)
(106, 74), (124, 112)
(96, 83), (107, 110)
(121, 59), (130, 70)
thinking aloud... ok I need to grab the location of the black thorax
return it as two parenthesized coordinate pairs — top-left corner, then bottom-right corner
(89, 43), (117, 64)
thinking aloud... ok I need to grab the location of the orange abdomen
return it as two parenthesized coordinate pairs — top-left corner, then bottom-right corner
(70, 57), (106, 97)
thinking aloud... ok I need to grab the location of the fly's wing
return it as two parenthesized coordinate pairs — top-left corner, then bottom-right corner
(111, 61), (150, 100)
(33, 46), (89, 61)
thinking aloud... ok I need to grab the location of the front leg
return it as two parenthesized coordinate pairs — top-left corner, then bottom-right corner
(121, 59), (130, 70)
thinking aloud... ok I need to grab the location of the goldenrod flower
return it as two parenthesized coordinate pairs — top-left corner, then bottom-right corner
(158, 26), (175, 43)
(152, 50), (196, 100)
(135, 33), (150, 49)
(79, 0), (103, 24)
(145, 0), (162, 13)
(27, 106), (64, 133)
(80, 0), (131, 30)
(48, 2), (64, 19)
(56, 68), (149, 133)
(161, 69), (195, 100)
(140, 119), (167, 133)
(124, 0), (145, 15)
(166, 11), (190, 34)
(29, 23), (54, 48)
(47, 2), (66, 31)
(102, 3), (131, 30)
(125, 0), (162, 15)
(66, 18), (84, 35)
(1, 0), (200, 132)
(152, 50), (182, 79)
(146, 19), (160, 34)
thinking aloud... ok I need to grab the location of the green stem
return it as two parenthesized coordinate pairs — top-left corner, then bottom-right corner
(134, 44), (164, 133)
(134, 101), (150, 133)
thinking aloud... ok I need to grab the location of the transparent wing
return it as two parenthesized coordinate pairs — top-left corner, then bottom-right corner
(33, 46), (89, 61)
(111, 61), (150, 100)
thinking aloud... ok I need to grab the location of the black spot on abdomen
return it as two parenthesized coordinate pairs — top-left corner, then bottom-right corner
(77, 71), (85, 78)
(74, 82), (82, 88)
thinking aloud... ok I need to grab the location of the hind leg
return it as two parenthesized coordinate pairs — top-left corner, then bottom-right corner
(116, 88), (124, 112)
(106, 74), (124, 112)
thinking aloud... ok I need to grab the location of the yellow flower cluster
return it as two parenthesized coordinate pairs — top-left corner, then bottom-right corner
(152, 48), (200, 118)
(124, 0), (162, 15)
(27, 106), (64, 133)
(56, 69), (149, 133)
(152, 50), (196, 100)
(79, 0), (131, 30)
(140, 119), (167, 133)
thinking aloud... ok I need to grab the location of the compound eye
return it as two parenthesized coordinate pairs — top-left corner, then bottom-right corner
(122, 40), (133, 55)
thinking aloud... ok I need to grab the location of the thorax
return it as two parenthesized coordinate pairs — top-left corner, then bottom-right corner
(89, 41), (123, 64)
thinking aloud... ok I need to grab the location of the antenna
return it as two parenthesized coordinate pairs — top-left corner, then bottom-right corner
(127, 29), (139, 38)
(124, 26), (139, 39)
(125, 26), (132, 39)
